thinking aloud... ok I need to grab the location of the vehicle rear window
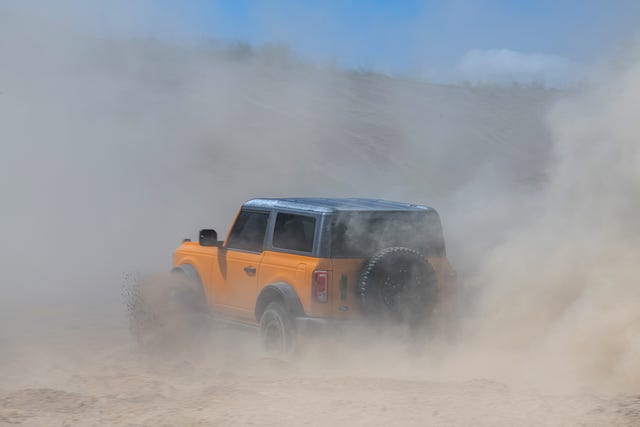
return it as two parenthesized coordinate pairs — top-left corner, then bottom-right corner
(272, 213), (316, 253)
(330, 211), (445, 258)
(226, 210), (269, 252)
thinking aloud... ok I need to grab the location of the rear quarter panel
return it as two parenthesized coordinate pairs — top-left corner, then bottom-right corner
(259, 251), (332, 318)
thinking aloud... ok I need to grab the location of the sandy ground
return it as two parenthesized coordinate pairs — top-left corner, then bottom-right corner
(2, 312), (639, 427)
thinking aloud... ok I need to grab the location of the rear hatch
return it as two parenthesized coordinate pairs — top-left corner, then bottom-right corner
(326, 210), (446, 318)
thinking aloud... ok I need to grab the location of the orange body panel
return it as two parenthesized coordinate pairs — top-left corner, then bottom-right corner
(173, 198), (455, 325)
(173, 243), (456, 324)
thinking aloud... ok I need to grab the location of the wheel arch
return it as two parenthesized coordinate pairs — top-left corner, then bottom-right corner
(171, 264), (203, 285)
(254, 282), (304, 322)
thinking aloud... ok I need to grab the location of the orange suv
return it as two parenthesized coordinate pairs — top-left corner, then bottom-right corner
(133, 198), (455, 353)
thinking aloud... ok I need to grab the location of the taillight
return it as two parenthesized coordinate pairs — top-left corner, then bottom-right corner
(312, 270), (329, 303)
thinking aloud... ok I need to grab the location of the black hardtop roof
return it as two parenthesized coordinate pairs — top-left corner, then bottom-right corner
(243, 197), (434, 214)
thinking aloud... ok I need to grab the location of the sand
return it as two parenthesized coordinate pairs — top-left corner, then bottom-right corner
(2, 313), (639, 427)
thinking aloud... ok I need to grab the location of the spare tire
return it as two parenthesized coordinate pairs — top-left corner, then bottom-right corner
(357, 247), (438, 326)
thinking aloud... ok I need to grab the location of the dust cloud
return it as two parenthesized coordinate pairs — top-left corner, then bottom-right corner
(445, 50), (640, 393)
(1, 1), (639, 426)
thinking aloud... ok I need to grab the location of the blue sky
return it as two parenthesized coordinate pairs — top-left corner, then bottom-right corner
(87, 0), (640, 85)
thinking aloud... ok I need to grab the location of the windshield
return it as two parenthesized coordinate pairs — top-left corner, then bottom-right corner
(329, 210), (445, 258)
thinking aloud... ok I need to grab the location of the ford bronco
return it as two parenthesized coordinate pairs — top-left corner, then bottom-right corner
(131, 198), (455, 354)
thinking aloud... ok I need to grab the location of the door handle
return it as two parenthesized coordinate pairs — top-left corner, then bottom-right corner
(243, 266), (256, 276)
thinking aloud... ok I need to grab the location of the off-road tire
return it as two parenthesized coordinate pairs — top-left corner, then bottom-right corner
(259, 301), (296, 357)
(127, 271), (209, 349)
(357, 246), (438, 327)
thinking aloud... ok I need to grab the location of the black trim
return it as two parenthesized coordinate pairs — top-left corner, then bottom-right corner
(265, 247), (317, 257)
(224, 247), (264, 255)
(254, 282), (305, 321)
(171, 264), (202, 284)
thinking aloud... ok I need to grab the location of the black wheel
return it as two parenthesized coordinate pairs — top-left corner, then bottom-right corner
(357, 247), (438, 327)
(126, 271), (209, 349)
(168, 271), (209, 314)
(259, 301), (295, 356)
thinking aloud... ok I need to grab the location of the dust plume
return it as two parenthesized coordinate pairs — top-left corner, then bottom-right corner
(0, 1), (552, 327)
(1, 1), (640, 425)
(447, 50), (640, 393)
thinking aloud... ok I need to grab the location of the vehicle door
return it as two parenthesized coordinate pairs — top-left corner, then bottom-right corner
(260, 211), (320, 313)
(222, 209), (270, 320)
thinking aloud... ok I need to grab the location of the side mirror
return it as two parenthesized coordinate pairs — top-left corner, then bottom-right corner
(199, 229), (221, 247)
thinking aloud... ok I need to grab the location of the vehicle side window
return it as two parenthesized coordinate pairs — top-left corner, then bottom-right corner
(272, 213), (316, 253)
(226, 210), (269, 253)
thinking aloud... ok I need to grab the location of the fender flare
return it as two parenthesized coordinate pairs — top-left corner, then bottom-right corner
(171, 264), (202, 285)
(254, 282), (304, 322)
